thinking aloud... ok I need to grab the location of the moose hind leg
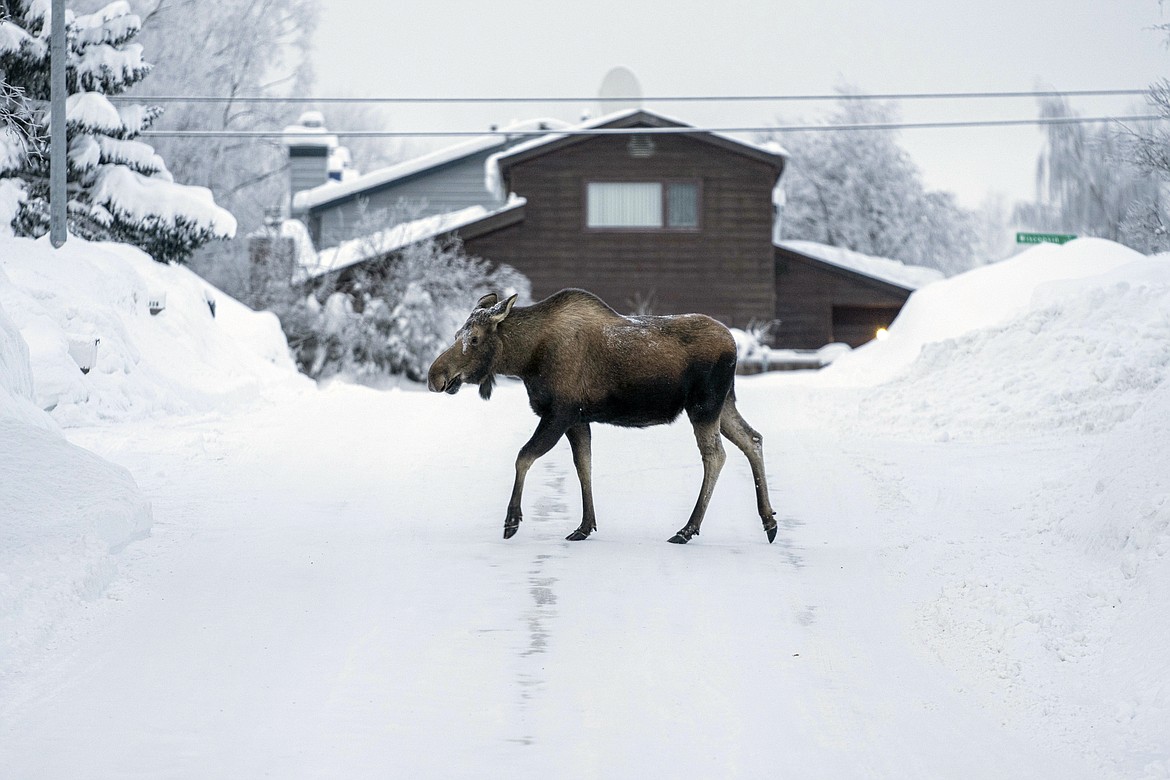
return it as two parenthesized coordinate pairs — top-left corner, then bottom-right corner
(720, 399), (778, 543)
(565, 424), (597, 541)
(505, 415), (569, 539)
(669, 419), (726, 544)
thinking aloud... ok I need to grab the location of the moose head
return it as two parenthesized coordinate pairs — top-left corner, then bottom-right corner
(427, 292), (518, 400)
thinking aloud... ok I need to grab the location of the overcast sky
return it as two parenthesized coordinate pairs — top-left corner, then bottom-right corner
(311, 0), (1168, 210)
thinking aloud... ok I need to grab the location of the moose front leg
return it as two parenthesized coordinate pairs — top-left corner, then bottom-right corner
(565, 424), (597, 541)
(504, 415), (570, 539)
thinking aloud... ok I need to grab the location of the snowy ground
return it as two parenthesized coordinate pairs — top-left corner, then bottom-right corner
(1, 236), (1167, 778)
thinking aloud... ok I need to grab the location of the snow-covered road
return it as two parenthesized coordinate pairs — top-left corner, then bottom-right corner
(0, 380), (1094, 778)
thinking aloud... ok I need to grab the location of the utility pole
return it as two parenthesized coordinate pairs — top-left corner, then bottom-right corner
(49, 0), (66, 248)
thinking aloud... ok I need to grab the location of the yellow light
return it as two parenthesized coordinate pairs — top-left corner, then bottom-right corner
(875, 327), (890, 341)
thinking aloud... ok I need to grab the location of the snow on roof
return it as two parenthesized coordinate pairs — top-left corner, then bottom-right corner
(485, 108), (789, 200)
(778, 240), (944, 291)
(293, 118), (568, 212)
(281, 124), (338, 150)
(303, 196), (526, 279)
(282, 112), (339, 151)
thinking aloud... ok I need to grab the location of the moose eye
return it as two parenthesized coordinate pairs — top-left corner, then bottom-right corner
(470, 335), (480, 347)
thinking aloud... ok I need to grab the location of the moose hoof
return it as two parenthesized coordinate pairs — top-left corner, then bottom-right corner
(565, 529), (590, 542)
(667, 533), (690, 544)
(764, 512), (778, 543)
(503, 522), (520, 540)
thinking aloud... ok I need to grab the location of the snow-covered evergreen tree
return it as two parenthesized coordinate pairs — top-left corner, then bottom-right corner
(0, 75), (35, 231)
(125, 0), (316, 283)
(0, 0), (235, 262)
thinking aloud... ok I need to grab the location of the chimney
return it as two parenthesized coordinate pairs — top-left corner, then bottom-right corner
(283, 111), (338, 216)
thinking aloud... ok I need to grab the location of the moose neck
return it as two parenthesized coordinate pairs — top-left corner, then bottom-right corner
(495, 307), (542, 379)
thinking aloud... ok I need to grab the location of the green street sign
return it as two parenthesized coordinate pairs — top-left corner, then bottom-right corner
(1016, 232), (1077, 245)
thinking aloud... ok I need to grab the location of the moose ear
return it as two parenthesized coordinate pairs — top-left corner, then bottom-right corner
(489, 293), (518, 324)
(476, 293), (499, 310)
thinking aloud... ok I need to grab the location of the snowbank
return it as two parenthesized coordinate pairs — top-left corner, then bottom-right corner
(852, 249), (1169, 440)
(1, 231), (313, 683)
(778, 237), (1170, 774)
(0, 234), (308, 426)
(0, 264), (151, 682)
(0, 279), (42, 430)
(819, 237), (1150, 390)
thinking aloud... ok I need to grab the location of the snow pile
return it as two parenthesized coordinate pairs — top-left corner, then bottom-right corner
(793, 237), (1170, 774)
(904, 368), (1170, 778)
(817, 238), (1165, 439)
(0, 234), (307, 426)
(0, 265), (152, 682)
(0, 274), (43, 429)
(823, 238), (1144, 388)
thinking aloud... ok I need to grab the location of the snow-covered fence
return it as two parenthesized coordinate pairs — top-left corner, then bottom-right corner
(731, 327), (850, 374)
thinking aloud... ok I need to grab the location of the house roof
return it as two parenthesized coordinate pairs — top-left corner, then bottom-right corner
(485, 108), (789, 199)
(302, 196), (527, 280)
(775, 241), (943, 294)
(291, 118), (569, 213)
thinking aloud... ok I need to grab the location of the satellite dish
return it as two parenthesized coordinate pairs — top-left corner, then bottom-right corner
(597, 66), (643, 117)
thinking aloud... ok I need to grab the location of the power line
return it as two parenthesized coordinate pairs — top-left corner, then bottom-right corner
(141, 114), (1165, 139)
(113, 88), (1151, 105)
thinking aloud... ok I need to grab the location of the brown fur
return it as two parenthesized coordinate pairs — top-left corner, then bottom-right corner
(428, 289), (777, 543)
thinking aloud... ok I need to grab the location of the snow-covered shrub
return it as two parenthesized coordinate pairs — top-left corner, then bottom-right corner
(286, 236), (531, 383)
(0, 0), (235, 261)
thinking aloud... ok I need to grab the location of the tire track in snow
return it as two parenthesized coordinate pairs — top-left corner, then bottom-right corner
(509, 457), (569, 747)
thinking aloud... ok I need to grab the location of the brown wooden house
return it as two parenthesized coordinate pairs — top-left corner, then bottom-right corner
(461, 110), (786, 328)
(292, 109), (934, 349)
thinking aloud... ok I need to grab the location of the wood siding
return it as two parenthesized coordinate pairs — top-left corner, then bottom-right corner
(463, 133), (779, 329)
(773, 246), (912, 348)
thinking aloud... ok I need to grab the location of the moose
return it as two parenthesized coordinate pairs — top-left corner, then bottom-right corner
(427, 289), (777, 544)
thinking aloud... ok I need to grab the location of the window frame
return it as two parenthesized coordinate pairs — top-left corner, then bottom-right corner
(582, 179), (703, 233)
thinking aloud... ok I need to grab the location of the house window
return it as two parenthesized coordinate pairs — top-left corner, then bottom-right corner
(586, 181), (700, 229)
(666, 182), (698, 228)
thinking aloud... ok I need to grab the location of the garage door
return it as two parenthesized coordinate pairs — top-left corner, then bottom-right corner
(831, 306), (903, 347)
